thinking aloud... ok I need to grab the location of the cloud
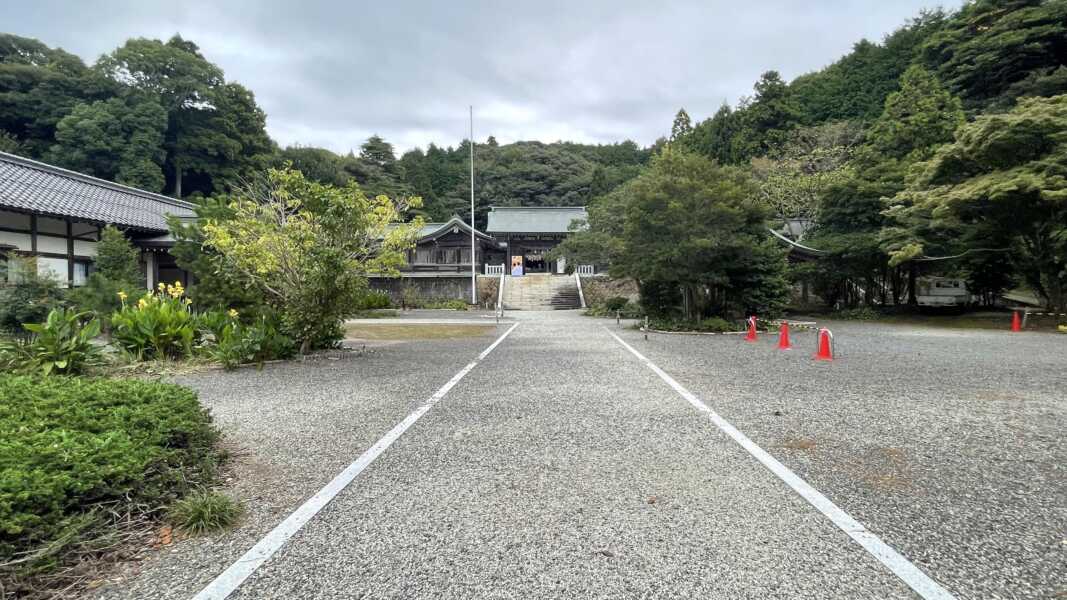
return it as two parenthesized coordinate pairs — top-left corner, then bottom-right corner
(4, 0), (961, 153)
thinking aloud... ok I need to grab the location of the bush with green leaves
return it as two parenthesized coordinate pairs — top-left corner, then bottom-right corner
(648, 316), (739, 333)
(354, 290), (392, 311)
(207, 312), (295, 369)
(0, 308), (102, 375)
(603, 296), (629, 312)
(0, 375), (220, 587)
(110, 282), (197, 360)
(0, 257), (66, 333)
(168, 490), (244, 535)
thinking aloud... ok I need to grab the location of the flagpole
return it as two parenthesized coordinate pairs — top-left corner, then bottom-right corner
(469, 105), (476, 305)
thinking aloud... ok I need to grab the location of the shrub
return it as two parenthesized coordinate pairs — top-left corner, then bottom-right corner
(648, 316), (739, 333)
(66, 274), (140, 329)
(0, 308), (102, 375)
(603, 296), (629, 312)
(111, 282), (197, 360)
(0, 375), (219, 583)
(168, 490), (244, 535)
(422, 298), (469, 311)
(208, 312), (296, 369)
(0, 257), (66, 332)
(353, 290), (392, 311)
(832, 307), (880, 320)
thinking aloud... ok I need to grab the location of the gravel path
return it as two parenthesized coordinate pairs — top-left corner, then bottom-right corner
(94, 312), (1064, 599)
(93, 330), (505, 600)
(618, 319), (1066, 600)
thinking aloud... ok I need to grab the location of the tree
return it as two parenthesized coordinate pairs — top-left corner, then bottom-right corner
(94, 226), (142, 284)
(684, 103), (744, 165)
(565, 148), (789, 319)
(921, 0), (1067, 110)
(733, 71), (801, 161)
(359, 135), (397, 169)
(790, 11), (947, 124)
(96, 36), (272, 197)
(47, 96), (167, 191)
(866, 65), (965, 162)
(202, 167), (423, 353)
(887, 94), (1067, 310)
(66, 226), (143, 324)
(670, 108), (692, 142)
(749, 121), (863, 223)
(0, 34), (115, 159)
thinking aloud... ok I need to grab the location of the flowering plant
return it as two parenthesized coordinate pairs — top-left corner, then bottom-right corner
(110, 282), (197, 360)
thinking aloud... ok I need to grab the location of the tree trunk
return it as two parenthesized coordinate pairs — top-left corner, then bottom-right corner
(907, 263), (918, 306)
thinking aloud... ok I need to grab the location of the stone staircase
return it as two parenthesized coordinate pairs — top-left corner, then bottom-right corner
(503, 274), (581, 310)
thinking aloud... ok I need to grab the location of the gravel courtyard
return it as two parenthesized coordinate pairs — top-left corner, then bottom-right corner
(95, 311), (1065, 600)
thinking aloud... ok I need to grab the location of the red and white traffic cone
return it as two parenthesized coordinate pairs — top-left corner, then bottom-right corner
(814, 328), (833, 361)
(744, 316), (758, 342)
(777, 322), (792, 350)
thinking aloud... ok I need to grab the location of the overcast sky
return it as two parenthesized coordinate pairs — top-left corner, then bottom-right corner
(8, 0), (958, 154)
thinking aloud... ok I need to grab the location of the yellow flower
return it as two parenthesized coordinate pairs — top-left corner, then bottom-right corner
(117, 291), (128, 301)
(184, 298), (193, 306)
(227, 308), (239, 319)
(137, 298), (148, 309)
(157, 282), (166, 292)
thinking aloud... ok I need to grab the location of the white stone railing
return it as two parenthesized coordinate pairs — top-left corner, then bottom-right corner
(484, 263), (505, 275)
(576, 264), (596, 276)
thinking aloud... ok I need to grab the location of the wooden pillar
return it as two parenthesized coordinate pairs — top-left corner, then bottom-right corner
(145, 252), (156, 290)
(29, 214), (37, 253)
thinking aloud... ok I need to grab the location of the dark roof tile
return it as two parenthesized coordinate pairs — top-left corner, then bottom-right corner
(0, 151), (197, 232)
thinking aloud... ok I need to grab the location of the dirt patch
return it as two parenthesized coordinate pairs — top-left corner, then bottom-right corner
(845, 447), (913, 492)
(782, 437), (817, 451)
(344, 323), (496, 341)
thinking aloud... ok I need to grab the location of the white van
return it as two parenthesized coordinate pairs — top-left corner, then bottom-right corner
(916, 277), (973, 307)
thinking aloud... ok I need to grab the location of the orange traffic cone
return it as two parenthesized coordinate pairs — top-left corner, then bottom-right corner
(777, 322), (792, 350)
(1011, 310), (1021, 332)
(744, 316), (758, 342)
(814, 328), (833, 361)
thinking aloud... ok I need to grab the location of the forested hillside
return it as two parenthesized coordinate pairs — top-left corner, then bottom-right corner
(3, 0), (1066, 312)
(560, 0), (1067, 313)
(0, 32), (649, 226)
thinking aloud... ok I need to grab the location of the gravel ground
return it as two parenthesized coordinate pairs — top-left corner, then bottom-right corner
(92, 326), (506, 600)
(617, 318), (1066, 600)
(94, 312), (1064, 599)
(217, 311), (913, 599)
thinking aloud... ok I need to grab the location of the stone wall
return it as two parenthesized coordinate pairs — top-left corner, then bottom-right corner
(579, 275), (639, 306)
(370, 275), (501, 309)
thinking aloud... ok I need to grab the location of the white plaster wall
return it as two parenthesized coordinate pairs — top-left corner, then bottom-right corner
(36, 234), (67, 254)
(73, 239), (98, 257)
(0, 230), (32, 251)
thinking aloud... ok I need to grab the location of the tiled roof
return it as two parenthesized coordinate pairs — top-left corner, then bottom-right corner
(485, 206), (587, 234)
(419, 216), (492, 241)
(0, 151), (197, 232)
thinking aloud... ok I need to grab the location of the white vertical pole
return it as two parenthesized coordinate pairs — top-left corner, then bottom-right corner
(470, 105), (476, 305)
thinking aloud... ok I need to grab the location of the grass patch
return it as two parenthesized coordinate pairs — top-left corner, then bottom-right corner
(344, 323), (496, 340)
(168, 490), (244, 535)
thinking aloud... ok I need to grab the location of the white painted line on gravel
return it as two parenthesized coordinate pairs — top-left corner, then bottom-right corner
(606, 328), (956, 600)
(192, 322), (520, 600)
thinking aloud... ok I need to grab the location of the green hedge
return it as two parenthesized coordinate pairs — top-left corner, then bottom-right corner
(0, 375), (220, 579)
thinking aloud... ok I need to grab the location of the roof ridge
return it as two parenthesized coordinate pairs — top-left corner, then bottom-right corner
(0, 151), (198, 211)
(488, 205), (586, 210)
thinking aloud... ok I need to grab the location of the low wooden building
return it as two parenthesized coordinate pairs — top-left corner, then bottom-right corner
(485, 206), (588, 275)
(0, 151), (195, 288)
